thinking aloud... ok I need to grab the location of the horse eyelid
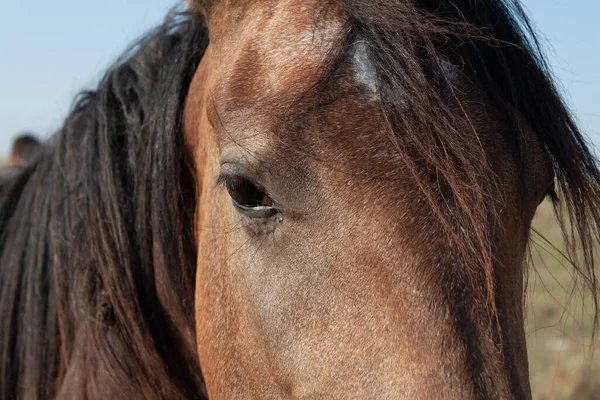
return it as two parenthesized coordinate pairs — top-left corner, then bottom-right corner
(214, 173), (261, 191)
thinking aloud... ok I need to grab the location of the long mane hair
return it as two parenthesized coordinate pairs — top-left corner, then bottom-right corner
(338, 0), (600, 328)
(0, 11), (208, 399)
(1, 0), (599, 398)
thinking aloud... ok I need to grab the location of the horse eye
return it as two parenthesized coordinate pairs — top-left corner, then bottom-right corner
(224, 176), (276, 218)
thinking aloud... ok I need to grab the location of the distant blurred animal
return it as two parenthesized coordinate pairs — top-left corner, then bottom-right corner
(0, 133), (41, 183)
(9, 133), (41, 167)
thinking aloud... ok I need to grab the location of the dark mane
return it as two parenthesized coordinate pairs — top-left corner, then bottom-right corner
(1, 0), (598, 397)
(339, 0), (600, 325)
(0, 11), (208, 399)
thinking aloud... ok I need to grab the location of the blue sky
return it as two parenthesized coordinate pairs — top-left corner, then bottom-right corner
(1, 0), (598, 156)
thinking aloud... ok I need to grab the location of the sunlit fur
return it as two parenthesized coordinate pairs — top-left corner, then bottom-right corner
(188, 0), (600, 398)
(0, 0), (599, 399)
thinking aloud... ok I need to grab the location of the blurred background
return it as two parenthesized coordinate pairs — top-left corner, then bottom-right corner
(1, 0), (599, 398)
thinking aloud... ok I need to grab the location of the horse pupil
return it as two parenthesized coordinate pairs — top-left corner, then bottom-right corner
(227, 177), (270, 207)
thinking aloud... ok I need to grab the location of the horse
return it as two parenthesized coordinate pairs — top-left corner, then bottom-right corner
(1, 0), (599, 398)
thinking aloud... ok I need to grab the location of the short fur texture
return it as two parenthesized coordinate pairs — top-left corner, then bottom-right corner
(1, 0), (599, 398)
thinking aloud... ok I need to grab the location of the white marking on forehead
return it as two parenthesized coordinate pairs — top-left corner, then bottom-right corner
(351, 41), (378, 98)
(439, 58), (459, 80)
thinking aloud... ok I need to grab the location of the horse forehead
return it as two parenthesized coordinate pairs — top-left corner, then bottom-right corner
(209, 0), (347, 105)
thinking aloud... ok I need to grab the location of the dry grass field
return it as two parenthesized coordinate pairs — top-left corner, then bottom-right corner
(528, 200), (600, 399)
